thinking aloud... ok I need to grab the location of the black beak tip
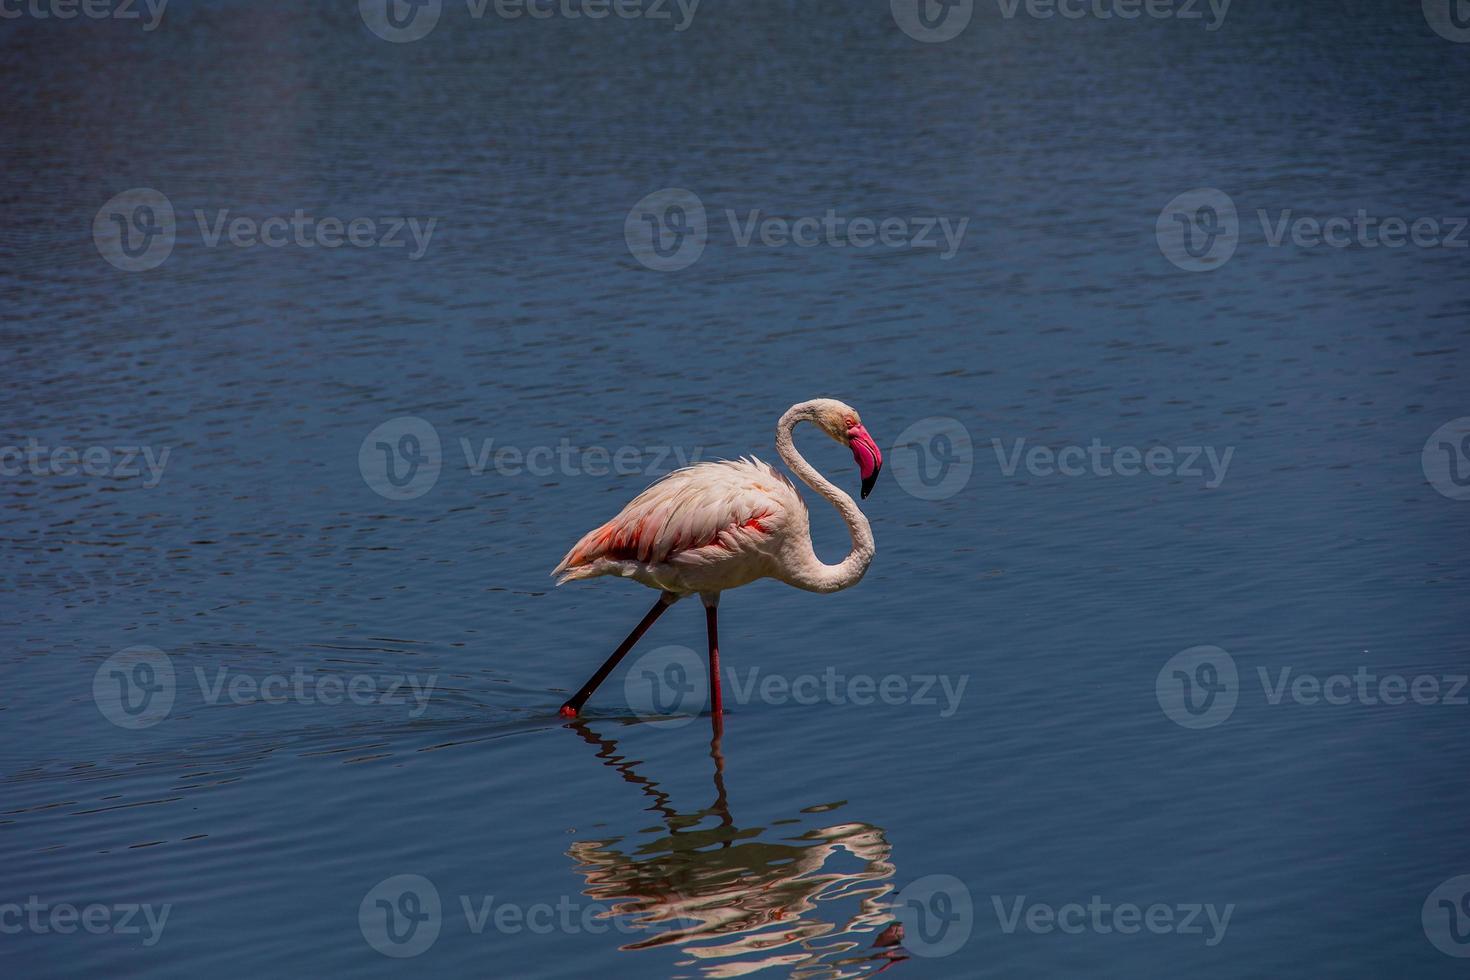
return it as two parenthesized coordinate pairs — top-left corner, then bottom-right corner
(861, 473), (878, 499)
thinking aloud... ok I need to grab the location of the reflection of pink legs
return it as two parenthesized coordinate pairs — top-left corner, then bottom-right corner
(559, 593), (675, 718)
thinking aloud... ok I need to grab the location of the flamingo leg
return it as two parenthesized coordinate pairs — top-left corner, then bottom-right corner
(559, 592), (676, 718)
(705, 600), (723, 719)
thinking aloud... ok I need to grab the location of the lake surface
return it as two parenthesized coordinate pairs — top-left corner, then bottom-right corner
(3, 1), (1469, 976)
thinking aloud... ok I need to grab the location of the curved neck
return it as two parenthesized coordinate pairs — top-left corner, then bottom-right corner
(775, 402), (875, 593)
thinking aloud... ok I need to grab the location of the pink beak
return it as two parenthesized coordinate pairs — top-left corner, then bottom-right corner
(848, 424), (883, 499)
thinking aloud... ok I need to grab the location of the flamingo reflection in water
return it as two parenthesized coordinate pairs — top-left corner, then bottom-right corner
(563, 720), (910, 978)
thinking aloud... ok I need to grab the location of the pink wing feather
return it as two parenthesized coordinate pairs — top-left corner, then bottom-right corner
(553, 458), (801, 583)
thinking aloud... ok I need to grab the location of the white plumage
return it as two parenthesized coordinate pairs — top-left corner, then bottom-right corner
(553, 457), (805, 595)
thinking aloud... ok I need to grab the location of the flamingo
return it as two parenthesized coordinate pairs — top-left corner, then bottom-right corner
(553, 398), (884, 720)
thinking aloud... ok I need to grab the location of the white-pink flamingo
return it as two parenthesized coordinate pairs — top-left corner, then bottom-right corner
(553, 398), (884, 719)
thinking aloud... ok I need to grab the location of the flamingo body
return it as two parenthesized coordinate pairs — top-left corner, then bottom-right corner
(553, 457), (807, 596)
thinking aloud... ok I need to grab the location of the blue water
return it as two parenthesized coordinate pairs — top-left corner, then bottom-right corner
(3, 1), (1469, 976)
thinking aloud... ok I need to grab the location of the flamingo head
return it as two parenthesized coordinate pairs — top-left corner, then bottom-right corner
(809, 399), (883, 499)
